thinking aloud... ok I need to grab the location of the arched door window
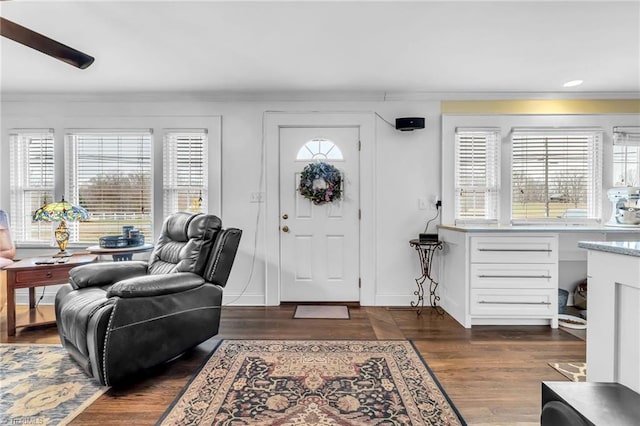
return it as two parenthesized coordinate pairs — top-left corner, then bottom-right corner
(296, 138), (343, 161)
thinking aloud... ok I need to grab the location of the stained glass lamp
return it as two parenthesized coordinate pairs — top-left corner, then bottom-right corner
(33, 196), (90, 257)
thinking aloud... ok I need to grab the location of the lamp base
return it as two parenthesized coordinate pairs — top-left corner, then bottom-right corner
(53, 250), (72, 258)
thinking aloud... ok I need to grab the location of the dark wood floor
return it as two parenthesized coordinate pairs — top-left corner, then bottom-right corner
(1, 304), (585, 425)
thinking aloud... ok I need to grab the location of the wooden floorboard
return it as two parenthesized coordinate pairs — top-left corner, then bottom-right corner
(1, 304), (585, 425)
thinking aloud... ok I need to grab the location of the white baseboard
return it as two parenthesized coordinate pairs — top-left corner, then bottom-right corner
(374, 294), (418, 307)
(221, 293), (265, 306)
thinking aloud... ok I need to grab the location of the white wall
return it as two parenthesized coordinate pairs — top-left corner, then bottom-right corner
(0, 95), (441, 306)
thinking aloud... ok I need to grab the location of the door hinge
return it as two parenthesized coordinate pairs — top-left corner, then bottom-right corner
(359, 278), (361, 288)
(358, 140), (361, 151)
(358, 209), (361, 220)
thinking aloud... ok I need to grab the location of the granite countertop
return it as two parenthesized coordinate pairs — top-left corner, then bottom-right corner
(577, 241), (640, 257)
(438, 224), (640, 233)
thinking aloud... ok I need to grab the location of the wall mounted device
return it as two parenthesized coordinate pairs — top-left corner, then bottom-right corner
(395, 117), (425, 131)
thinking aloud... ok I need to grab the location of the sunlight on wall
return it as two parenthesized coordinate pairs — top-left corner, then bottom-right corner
(441, 99), (640, 115)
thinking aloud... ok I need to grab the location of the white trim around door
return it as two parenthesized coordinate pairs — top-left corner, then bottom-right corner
(264, 112), (376, 306)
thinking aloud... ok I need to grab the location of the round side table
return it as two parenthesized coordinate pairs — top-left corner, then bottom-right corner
(86, 243), (154, 261)
(409, 239), (444, 315)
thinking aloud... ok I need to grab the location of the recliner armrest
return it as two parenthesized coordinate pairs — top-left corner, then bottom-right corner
(204, 228), (242, 287)
(107, 272), (205, 298)
(69, 261), (148, 289)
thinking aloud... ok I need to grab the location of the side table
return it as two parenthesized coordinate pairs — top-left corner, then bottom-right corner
(409, 239), (444, 315)
(86, 243), (154, 261)
(3, 254), (97, 336)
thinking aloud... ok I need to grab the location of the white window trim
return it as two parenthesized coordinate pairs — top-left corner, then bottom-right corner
(163, 129), (209, 218)
(3, 116), (221, 248)
(612, 126), (640, 186)
(510, 127), (603, 225)
(442, 114), (640, 227)
(454, 127), (501, 224)
(8, 129), (56, 244)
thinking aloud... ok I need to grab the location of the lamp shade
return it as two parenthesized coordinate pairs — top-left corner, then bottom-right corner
(33, 198), (89, 222)
(32, 197), (89, 257)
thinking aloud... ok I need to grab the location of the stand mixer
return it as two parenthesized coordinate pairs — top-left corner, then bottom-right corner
(607, 187), (640, 227)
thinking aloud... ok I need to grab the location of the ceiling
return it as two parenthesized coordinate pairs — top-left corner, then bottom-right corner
(1, 1), (639, 97)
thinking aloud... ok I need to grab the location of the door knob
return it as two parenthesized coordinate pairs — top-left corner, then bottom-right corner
(282, 225), (289, 233)
(282, 213), (288, 220)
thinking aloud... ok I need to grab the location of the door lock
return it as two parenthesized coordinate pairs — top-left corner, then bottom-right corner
(282, 213), (288, 220)
(282, 225), (290, 233)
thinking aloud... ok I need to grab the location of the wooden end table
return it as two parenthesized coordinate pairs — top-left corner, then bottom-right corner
(3, 254), (97, 336)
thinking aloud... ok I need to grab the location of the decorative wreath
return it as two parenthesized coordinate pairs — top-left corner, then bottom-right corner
(298, 161), (342, 205)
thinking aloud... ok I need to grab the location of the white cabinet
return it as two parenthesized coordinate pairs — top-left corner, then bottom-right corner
(439, 229), (559, 328)
(583, 247), (640, 393)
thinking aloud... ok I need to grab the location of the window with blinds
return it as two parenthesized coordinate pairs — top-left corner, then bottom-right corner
(9, 130), (56, 243)
(613, 126), (640, 186)
(511, 128), (602, 222)
(66, 131), (153, 243)
(163, 130), (208, 217)
(454, 128), (500, 222)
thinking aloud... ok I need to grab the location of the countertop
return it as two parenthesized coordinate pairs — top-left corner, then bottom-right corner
(438, 224), (640, 233)
(577, 241), (640, 257)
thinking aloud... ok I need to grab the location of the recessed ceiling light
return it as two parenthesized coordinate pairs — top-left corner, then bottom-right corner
(563, 80), (584, 88)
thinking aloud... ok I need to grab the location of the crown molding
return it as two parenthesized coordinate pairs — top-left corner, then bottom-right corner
(2, 90), (639, 103)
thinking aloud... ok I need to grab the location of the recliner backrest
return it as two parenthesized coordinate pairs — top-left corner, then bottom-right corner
(147, 213), (222, 276)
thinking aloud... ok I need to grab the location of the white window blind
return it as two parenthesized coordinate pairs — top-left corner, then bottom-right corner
(163, 130), (208, 217)
(454, 128), (500, 222)
(511, 128), (602, 222)
(66, 131), (153, 243)
(9, 130), (55, 243)
(613, 126), (640, 186)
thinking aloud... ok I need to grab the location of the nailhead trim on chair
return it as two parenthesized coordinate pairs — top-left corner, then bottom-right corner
(208, 230), (231, 283)
(102, 303), (118, 386)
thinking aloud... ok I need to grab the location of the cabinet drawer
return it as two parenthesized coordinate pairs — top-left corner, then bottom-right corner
(470, 289), (557, 316)
(470, 264), (557, 289)
(15, 267), (71, 284)
(470, 236), (558, 263)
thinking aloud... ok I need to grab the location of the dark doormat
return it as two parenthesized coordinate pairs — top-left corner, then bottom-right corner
(293, 305), (350, 319)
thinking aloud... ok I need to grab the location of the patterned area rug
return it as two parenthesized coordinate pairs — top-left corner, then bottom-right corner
(159, 340), (465, 425)
(548, 362), (587, 382)
(0, 344), (107, 425)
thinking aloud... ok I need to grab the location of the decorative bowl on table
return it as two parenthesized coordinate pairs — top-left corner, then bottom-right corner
(99, 234), (144, 248)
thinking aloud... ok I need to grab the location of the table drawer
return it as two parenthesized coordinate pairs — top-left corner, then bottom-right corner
(470, 263), (557, 289)
(471, 236), (558, 263)
(470, 289), (557, 316)
(15, 267), (72, 284)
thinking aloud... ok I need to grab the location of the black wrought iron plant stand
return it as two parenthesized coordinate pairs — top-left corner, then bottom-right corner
(409, 239), (444, 315)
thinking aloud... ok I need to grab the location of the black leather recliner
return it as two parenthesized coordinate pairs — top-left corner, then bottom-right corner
(55, 212), (242, 386)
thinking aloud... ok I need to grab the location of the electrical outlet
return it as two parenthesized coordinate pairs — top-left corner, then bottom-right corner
(250, 192), (264, 203)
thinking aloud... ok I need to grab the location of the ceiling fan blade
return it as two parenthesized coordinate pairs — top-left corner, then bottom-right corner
(0, 17), (94, 69)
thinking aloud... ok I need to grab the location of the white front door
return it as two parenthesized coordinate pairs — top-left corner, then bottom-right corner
(279, 127), (360, 302)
